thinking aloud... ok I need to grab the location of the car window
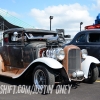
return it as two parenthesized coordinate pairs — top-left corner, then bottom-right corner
(89, 33), (100, 42)
(4, 32), (22, 44)
(76, 34), (86, 43)
(25, 32), (56, 39)
(11, 33), (22, 42)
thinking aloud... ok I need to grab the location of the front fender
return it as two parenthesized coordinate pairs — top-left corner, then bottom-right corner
(13, 57), (63, 79)
(81, 56), (100, 78)
(32, 57), (63, 69)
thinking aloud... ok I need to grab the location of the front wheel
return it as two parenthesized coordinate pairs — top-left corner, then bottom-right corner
(85, 64), (98, 83)
(32, 65), (55, 92)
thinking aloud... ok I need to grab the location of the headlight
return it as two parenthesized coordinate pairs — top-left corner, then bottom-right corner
(56, 48), (65, 60)
(81, 49), (88, 58)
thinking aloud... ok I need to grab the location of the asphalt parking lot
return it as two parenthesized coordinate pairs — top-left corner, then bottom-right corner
(0, 76), (100, 100)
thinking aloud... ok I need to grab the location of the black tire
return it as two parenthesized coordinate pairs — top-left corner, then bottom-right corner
(85, 64), (98, 84)
(32, 65), (55, 93)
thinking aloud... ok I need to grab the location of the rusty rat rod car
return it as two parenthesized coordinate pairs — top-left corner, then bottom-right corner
(0, 28), (99, 89)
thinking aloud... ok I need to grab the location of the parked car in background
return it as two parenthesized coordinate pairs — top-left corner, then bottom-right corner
(64, 29), (100, 77)
(0, 28), (99, 92)
(65, 29), (100, 61)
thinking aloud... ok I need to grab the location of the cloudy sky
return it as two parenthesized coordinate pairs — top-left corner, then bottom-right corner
(0, 0), (100, 38)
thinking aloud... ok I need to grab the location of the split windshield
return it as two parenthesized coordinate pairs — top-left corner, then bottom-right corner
(25, 32), (57, 39)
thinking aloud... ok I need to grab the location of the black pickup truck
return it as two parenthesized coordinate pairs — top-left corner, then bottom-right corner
(64, 29), (100, 61)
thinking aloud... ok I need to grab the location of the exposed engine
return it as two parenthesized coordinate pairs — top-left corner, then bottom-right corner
(42, 47), (65, 61)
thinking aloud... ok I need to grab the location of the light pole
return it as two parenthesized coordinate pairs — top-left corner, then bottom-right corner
(80, 22), (83, 31)
(49, 16), (53, 30)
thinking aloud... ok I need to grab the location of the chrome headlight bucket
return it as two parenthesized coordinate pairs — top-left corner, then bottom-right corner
(81, 49), (88, 59)
(56, 48), (65, 60)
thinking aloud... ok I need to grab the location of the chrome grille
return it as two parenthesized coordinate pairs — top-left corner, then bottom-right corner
(68, 49), (81, 74)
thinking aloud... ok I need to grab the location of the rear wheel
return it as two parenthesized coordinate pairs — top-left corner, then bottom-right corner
(85, 64), (98, 83)
(33, 65), (55, 93)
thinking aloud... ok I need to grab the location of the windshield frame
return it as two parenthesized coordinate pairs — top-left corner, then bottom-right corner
(25, 32), (57, 40)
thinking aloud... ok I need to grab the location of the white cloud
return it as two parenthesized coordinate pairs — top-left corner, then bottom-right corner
(0, 8), (34, 28)
(30, 3), (94, 37)
(92, 0), (100, 10)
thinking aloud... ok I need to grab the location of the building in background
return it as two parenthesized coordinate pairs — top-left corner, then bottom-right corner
(0, 8), (34, 42)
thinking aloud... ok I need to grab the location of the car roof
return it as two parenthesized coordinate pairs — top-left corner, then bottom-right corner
(79, 29), (100, 33)
(4, 28), (57, 34)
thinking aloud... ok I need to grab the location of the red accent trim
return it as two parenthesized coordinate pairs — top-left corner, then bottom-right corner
(85, 24), (100, 29)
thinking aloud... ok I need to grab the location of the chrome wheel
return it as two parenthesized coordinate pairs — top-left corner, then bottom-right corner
(34, 69), (46, 86)
(33, 65), (55, 91)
